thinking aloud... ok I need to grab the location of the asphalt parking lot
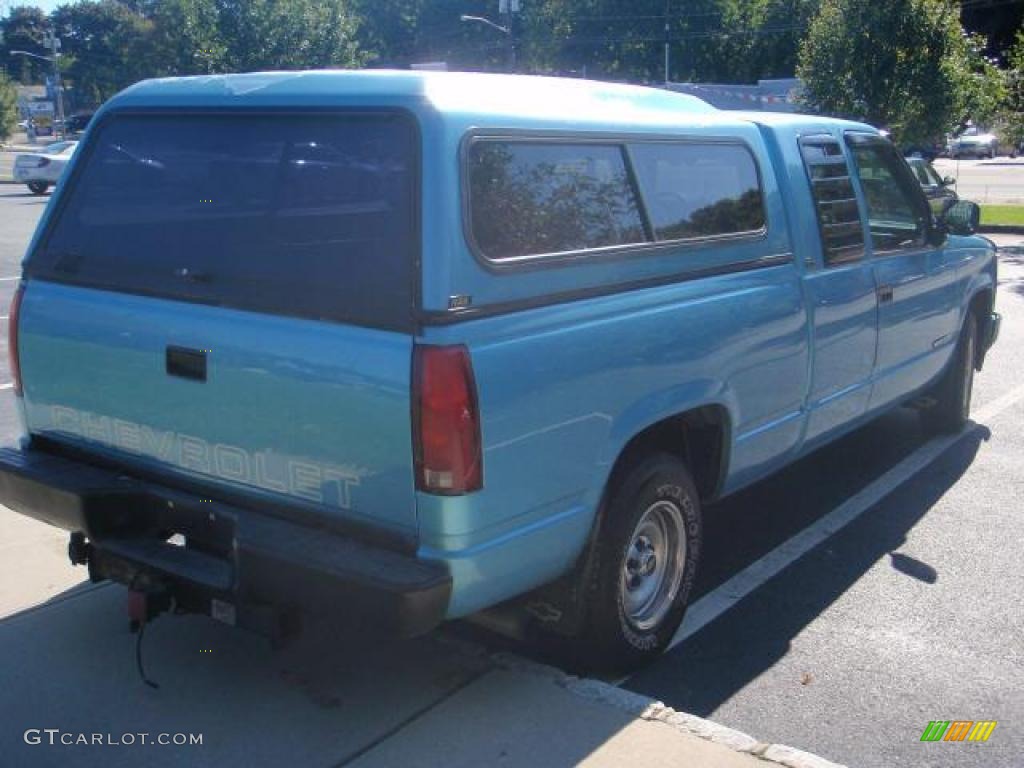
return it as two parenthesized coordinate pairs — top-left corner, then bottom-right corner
(0, 185), (1021, 767)
(933, 156), (1024, 204)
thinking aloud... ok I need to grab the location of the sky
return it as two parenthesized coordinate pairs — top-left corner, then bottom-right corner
(3, 1), (62, 17)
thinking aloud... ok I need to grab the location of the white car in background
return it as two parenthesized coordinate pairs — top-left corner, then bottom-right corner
(13, 140), (79, 195)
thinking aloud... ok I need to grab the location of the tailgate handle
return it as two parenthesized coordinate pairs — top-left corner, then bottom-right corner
(166, 346), (207, 382)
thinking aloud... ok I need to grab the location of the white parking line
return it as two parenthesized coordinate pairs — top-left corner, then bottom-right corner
(0, 277), (21, 282)
(0, 383), (13, 390)
(668, 382), (1024, 651)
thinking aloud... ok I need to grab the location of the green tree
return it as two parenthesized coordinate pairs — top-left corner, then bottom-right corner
(213, 0), (365, 72)
(0, 71), (19, 141)
(144, 0), (227, 76)
(797, 0), (1002, 144)
(998, 31), (1024, 149)
(0, 6), (50, 84)
(352, 0), (819, 82)
(515, 0), (821, 82)
(50, 1), (155, 106)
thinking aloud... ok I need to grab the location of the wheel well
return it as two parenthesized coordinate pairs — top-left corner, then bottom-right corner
(968, 289), (993, 368)
(608, 406), (729, 502)
(969, 289), (992, 319)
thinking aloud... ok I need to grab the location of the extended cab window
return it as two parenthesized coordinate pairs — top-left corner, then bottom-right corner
(799, 136), (865, 265)
(627, 142), (765, 240)
(467, 138), (766, 262)
(30, 112), (417, 330)
(467, 141), (646, 261)
(846, 135), (929, 253)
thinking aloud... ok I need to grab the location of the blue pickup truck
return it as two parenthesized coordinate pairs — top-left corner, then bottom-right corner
(0, 72), (1000, 671)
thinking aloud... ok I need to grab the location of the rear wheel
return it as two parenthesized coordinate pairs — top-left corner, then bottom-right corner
(926, 313), (977, 434)
(575, 453), (702, 673)
(27, 181), (49, 195)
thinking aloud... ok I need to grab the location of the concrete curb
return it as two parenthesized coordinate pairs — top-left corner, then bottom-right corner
(979, 224), (1024, 236)
(488, 652), (849, 768)
(1, 145), (44, 153)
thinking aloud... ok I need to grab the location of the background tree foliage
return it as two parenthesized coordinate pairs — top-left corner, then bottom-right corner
(2, 0), (365, 106)
(0, 71), (19, 140)
(797, 0), (1004, 144)
(1000, 31), (1024, 148)
(0, 0), (1018, 136)
(50, 1), (155, 106)
(0, 6), (50, 83)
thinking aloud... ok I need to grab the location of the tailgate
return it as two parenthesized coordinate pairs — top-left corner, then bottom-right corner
(16, 109), (420, 536)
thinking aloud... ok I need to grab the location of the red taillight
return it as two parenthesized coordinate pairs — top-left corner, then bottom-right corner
(413, 345), (482, 495)
(8, 284), (24, 397)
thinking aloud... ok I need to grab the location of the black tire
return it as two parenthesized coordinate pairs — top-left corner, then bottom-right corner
(575, 453), (702, 673)
(27, 181), (49, 195)
(927, 313), (978, 434)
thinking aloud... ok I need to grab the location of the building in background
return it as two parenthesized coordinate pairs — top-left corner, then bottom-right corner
(666, 78), (802, 113)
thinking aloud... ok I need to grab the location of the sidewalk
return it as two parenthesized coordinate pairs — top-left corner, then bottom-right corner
(350, 651), (847, 768)
(0, 509), (846, 768)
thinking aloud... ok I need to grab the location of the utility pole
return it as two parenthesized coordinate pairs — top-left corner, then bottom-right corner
(664, 0), (670, 84)
(43, 32), (65, 140)
(499, 0), (519, 72)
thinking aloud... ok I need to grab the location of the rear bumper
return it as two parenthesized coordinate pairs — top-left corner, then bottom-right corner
(0, 444), (451, 637)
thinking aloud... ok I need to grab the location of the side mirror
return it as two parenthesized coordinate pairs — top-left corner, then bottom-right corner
(942, 200), (980, 236)
(942, 176), (956, 186)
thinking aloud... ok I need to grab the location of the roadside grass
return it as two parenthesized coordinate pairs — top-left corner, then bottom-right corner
(981, 204), (1024, 227)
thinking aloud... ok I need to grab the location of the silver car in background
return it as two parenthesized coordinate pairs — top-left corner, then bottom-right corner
(947, 127), (998, 159)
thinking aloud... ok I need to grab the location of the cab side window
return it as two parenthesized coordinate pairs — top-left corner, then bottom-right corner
(847, 137), (930, 253)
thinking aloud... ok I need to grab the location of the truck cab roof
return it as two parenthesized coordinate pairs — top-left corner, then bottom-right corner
(106, 69), (736, 131)
(107, 70), (877, 137)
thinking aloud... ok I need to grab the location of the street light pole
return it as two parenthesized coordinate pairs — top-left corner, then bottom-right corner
(9, 40), (65, 140)
(459, 12), (515, 73)
(45, 34), (65, 141)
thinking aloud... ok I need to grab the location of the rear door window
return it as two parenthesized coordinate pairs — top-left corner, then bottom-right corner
(29, 112), (418, 330)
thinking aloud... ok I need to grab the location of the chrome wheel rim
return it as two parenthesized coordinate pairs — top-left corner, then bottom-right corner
(621, 500), (687, 632)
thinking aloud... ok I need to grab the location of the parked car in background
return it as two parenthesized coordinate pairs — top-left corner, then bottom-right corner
(901, 141), (945, 161)
(64, 112), (94, 136)
(877, 129), (943, 161)
(948, 127), (998, 159)
(12, 140), (79, 195)
(907, 157), (958, 215)
(12, 140), (78, 195)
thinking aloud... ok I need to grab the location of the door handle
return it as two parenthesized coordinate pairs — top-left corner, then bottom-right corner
(877, 285), (894, 304)
(166, 346), (207, 382)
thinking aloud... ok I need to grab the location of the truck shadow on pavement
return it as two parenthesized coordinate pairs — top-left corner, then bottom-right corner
(997, 246), (1024, 297)
(624, 412), (987, 717)
(461, 406), (988, 714)
(0, 581), (497, 767)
